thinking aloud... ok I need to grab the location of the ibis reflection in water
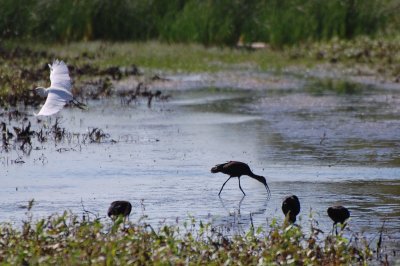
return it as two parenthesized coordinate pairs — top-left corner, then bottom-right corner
(211, 161), (270, 197)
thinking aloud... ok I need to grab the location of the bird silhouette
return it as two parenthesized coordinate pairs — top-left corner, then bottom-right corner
(327, 205), (350, 235)
(107, 201), (132, 221)
(211, 161), (270, 196)
(34, 59), (86, 116)
(282, 195), (300, 223)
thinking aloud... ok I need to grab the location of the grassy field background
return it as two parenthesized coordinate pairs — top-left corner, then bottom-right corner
(1, 0), (399, 46)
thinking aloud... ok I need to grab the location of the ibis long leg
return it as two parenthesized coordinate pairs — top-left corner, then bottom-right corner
(219, 176), (233, 196)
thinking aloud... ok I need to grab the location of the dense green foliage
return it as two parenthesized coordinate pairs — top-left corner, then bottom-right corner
(0, 0), (398, 46)
(0, 212), (375, 265)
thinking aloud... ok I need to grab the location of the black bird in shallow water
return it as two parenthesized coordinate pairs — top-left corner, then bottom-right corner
(327, 205), (350, 235)
(108, 201), (132, 221)
(211, 161), (270, 196)
(282, 195), (300, 223)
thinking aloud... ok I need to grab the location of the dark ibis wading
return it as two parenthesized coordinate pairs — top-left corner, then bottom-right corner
(211, 161), (270, 196)
(108, 201), (132, 221)
(282, 195), (300, 223)
(327, 205), (350, 234)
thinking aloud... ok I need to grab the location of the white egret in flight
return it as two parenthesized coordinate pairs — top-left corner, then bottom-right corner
(35, 59), (86, 116)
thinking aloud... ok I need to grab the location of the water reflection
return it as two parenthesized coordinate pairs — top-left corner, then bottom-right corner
(214, 195), (269, 236)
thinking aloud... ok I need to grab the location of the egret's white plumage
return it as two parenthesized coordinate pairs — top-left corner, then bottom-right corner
(35, 60), (74, 116)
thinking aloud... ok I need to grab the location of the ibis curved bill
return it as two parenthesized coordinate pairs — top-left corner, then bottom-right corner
(211, 161), (271, 197)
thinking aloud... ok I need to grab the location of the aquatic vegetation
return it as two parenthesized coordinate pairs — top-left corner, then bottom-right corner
(0, 117), (112, 159)
(0, 210), (383, 265)
(86, 127), (110, 143)
(13, 121), (34, 150)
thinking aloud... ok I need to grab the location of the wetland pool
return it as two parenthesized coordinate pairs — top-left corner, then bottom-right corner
(1, 72), (400, 253)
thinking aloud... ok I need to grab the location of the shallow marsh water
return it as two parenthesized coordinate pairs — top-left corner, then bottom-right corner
(1, 72), (400, 253)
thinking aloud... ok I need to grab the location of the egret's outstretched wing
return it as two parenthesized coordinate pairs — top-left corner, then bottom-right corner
(35, 89), (73, 116)
(49, 60), (72, 92)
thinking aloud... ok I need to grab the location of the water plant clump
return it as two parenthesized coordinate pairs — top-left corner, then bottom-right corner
(86, 127), (110, 143)
(0, 116), (113, 162)
(0, 211), (381, 265)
